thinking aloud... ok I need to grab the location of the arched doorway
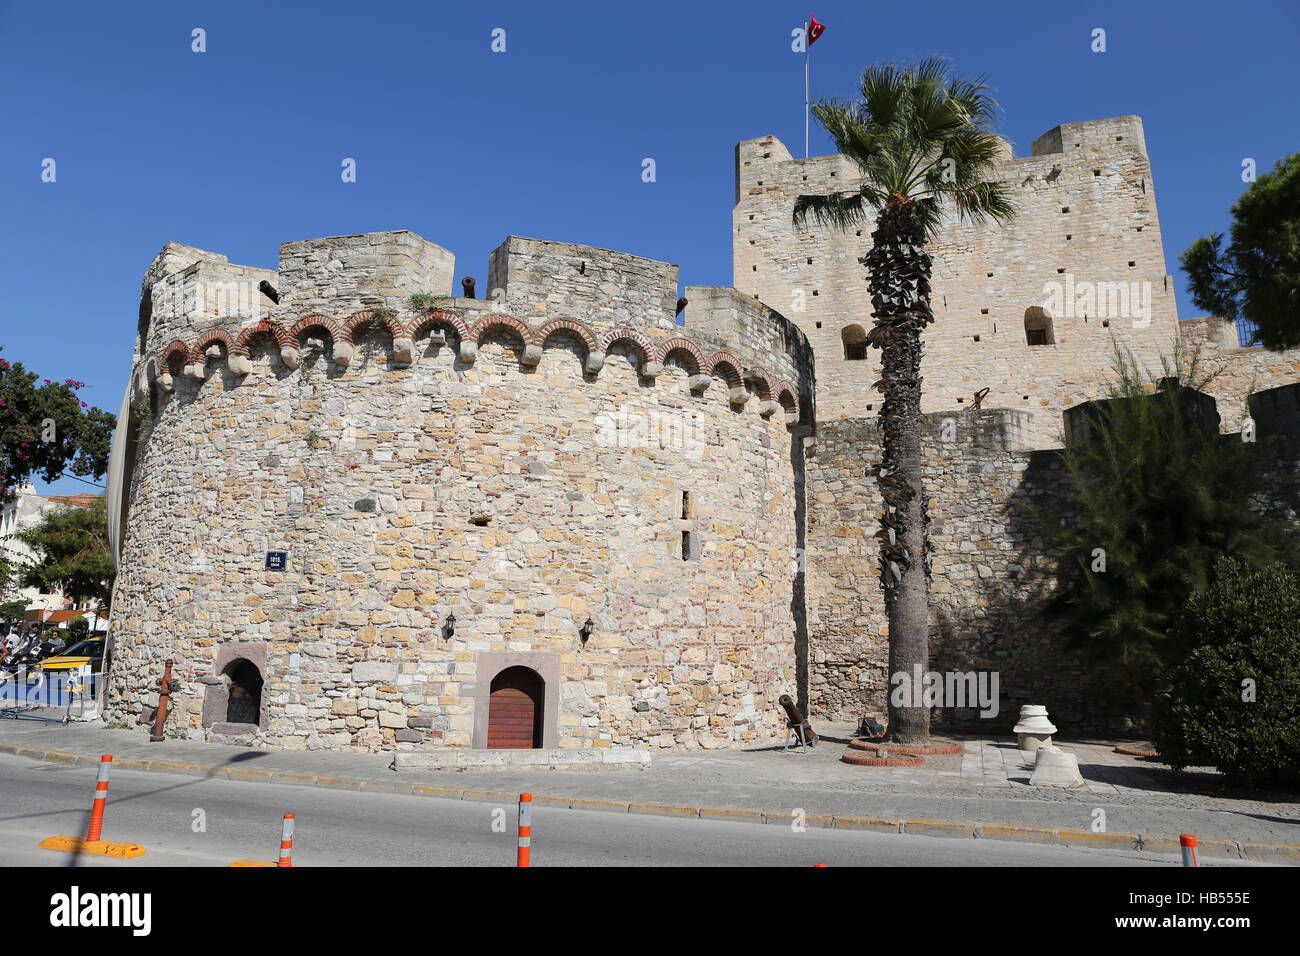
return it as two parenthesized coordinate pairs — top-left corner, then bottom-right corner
(225, 659), (263, 725)
(487, 666), (543, 749)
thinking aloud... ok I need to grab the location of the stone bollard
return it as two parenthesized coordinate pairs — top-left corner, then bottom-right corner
(1013, 704), (1056, 751)
(1029, 744), (1085, 788)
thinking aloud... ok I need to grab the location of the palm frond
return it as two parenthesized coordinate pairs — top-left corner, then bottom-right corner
(794, 56), (1017, 240)
(792, 190), (871, 231)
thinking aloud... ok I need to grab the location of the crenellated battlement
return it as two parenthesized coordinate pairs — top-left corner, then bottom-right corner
(142, 302), (806, 424)
(134, 230), (814, 428)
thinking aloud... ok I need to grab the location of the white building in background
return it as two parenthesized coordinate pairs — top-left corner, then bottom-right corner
(0, 482), (104, 622)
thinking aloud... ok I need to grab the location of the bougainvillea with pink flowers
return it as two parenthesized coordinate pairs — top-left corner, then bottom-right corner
(0, 347), (115, 504)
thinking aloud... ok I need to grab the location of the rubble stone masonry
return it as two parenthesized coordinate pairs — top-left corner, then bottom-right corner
(106, 231), (814, 752)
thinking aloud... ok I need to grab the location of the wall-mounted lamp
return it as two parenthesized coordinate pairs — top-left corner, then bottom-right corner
(579, 617), (595, 645)
(442, 612), (456, 641)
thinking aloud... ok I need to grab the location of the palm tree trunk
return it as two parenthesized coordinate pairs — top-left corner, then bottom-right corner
(865, 194), (934, 745)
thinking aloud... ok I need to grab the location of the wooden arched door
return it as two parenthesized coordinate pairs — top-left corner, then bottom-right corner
(487, 666), (543, 749)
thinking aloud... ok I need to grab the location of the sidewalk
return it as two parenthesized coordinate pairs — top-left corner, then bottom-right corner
(2, 717), (1297, 862)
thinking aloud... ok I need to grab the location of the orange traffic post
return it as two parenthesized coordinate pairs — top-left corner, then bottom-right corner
(1180, 834), (1198, 867)
(278, 814), (295, 867)
(86, 754), (112, 841)
(517, 793), (532, 867)
(229, 811), (296, 866)
(39, 754), (145, 858)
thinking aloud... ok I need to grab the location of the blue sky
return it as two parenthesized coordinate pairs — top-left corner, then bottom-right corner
(3, 0), (1297, 497)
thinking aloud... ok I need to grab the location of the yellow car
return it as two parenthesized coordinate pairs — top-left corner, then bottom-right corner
(35, 638), (105, 674)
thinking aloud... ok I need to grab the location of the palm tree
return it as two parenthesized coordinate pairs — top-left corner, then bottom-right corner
(793, 58), (1016, 744)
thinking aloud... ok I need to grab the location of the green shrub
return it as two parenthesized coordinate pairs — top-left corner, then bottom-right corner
(1037, 341), (1299, 670)
(1153, 557), (1300, 787)
(408, 292), (438, 312)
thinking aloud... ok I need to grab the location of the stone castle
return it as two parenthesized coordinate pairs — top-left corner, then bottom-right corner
(103, 114), (1300, 754)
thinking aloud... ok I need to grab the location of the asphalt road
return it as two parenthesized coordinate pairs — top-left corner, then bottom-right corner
(0, 753), (1243, 867)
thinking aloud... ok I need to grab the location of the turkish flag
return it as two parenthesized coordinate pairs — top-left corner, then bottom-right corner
(808, 14), (825, 45)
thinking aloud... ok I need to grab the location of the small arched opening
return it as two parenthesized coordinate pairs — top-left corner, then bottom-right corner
(842, 324), (868, 360)
(487, 666), (544, 749)
(224, 659), (263, 725)
(1024, 307), (1055, 346)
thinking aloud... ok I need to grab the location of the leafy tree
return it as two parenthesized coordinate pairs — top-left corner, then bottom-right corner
(14, 500), (114, 614)
(0, 600), (27, 626)
(793, 58), (1016, 743)
(1180, 153), (1300, 350)
(1037, 341), (1299, 672)
(1154, 558), (1300, 788)
(0, 552), (28, 626)
(0, 346), (116, 504)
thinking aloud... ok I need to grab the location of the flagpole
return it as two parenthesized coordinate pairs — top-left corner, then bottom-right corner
(804, 19), (810, 159)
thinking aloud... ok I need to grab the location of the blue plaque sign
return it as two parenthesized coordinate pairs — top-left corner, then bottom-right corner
(265, 551), (288, 571)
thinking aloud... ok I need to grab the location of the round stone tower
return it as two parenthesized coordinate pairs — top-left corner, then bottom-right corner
(105, 230), (815, 755)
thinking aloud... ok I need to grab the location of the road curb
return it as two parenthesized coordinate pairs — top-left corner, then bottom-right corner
(2, 740), (1296, 861)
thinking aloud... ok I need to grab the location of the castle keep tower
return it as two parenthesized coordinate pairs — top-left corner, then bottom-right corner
(106, 230), (814, 755)
(735, 116), (1182, 446)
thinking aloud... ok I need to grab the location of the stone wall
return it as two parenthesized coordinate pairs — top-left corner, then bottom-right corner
(1178, 317), (1300, 435)
(106, 231), (815, 754)
(804, 409), (1149, 733)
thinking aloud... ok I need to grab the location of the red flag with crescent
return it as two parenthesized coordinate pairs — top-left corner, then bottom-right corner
(808, 14), (825, 45)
